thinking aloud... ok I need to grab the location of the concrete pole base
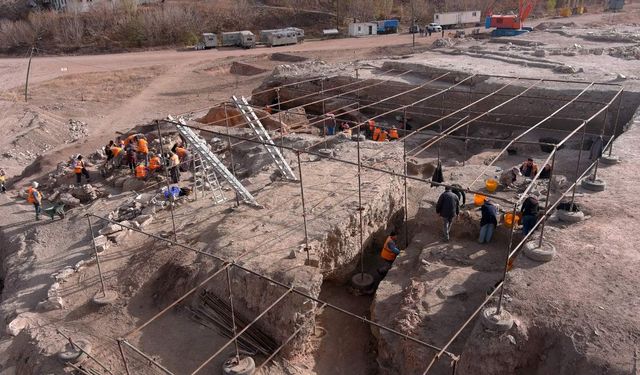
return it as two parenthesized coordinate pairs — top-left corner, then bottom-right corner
(481, 306), (514, 332)
(57, 339), (92, 364)
(581, 177), (606, 192)
(222, 355), (255, 375)
(600, 155), (620, 165)
(556, 209), (585, 223)
(524, 241), (556, 262)
(351, 272), (375, 295)
(91, 290), (118, 306)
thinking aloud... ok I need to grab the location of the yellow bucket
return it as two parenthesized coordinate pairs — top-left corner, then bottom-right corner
(474, 194), (486, 206)
(504, 212), (521, 227)
(485, 178), (498, 193)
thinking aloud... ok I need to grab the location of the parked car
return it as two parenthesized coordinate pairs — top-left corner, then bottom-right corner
(426, 23), (443, 32)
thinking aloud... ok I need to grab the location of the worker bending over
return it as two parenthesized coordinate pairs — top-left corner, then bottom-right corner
(74, 155), (91, 184)
(27, 181), (42, 221)
(148, 153), (162, 174)
(378, 231), (402, 277)
(520, 158), (539, 178)
(136, 135), (149, 166)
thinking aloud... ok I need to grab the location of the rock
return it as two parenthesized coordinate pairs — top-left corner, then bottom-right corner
(135, 214), (153, 228)
(92, 235), (110, 252)
(47, 282), (61, 298)
(107, 230), (128, 244)
(554, 65), (578, 74)
(122, 178), (146, 192)
(99, 224), (123, 236)
(533, 49), (546, 57)
(141, 205), (157, 216)
(7, 314), (36, 336)
(54, 267), (75, 282)
(37, 297), (65, 311)
(59, 193), (81, 207)
(616, 73), (626, 80)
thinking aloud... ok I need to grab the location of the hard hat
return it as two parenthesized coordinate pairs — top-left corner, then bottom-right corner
(32, 181), (39, 188)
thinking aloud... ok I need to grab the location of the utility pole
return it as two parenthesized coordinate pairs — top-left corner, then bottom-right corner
(411, 0), (416, 48)
(335, 0), (339, 30)
(24, 46), (34, 102)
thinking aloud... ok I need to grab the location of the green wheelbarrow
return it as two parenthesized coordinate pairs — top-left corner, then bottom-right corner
(43, 203), (65, 220)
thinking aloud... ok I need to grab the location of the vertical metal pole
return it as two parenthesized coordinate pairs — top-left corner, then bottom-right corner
(276, 88), (281, 112)
(156, 121), (178, 242)
(117, 339), (132, 375)
(538, 149), (557, 247)
(278, 111), (284, 154)
(608, 91), (624, 156)
(321, 78), (328, 149)
(569, 125), (588, 206)
(226, 266), (241, 362)
(462, 123), (470, 167)
(25, 46), (34, 102)
(438, 92), (445, 162)
(356, 124), (365, 277)
(403, 109), (409, 249)
(496, 202), (518, 315)
(591, 106), (610, 181)
(87, 216), (106, 297)
(297, 152), (310, 263)
(224, 105), (241, 207)
(411, 0), (416, 48)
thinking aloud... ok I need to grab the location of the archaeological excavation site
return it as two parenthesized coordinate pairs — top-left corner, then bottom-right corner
(1, 6), (640, 375)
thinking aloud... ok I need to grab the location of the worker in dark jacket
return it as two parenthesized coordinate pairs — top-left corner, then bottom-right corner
(436, 186), (460, 242)
(520, 195), (539, 236)
(451, 183), (466, 206)
(479, 198), (499, 244)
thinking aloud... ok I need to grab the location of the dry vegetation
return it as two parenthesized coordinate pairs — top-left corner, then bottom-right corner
(0, 0), (604, 54)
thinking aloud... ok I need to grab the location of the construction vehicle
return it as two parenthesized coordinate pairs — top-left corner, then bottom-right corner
(485, 0), (539, 37)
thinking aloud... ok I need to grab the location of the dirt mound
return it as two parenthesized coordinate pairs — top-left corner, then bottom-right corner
(536, 21), (578, 30)
(196, 105), (311, 132)
(271, 53), (309, 63)
(230, 61), (269, 76)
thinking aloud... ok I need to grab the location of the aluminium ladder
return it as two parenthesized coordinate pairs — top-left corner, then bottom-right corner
(192, 153), (226, 204)
(231, 95), (297, 181)
(175, 121), (259, 207)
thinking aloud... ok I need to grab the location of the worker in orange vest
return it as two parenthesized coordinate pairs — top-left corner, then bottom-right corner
(148, 153), (162, 173)
(367, 120), (376, 139)
(389, 126), (399, 140)
(135, 163), (147, 180)
(372, 127), (381, 141)
(378, 231), (402, 276)
(136, 136), (149, 165)
(74, 155), (91, 184)
(27, 181), (43, 221)
(123, 134), (137, 147)
(110, 145), (123, 167)
(173, 144), (191, 172)
(378, 129), (388, 142)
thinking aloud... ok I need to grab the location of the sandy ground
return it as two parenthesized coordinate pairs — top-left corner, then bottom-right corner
(0, 4), (638, 375)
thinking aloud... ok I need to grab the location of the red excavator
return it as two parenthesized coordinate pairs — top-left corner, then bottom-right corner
(485, 0), (539, 36)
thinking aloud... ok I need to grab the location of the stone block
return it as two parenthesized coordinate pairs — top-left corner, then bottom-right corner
(37, 297), (65, 311)
(99, 224), (123, 236)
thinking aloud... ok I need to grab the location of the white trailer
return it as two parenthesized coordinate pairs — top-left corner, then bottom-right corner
(267, 30), (298, 47)
(434, 10), (481, 28)
(348, 22), (377, 37)
(221, 31), (256, 49)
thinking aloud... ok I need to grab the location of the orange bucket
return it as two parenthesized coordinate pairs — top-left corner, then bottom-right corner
(504, 212), (521, 227)
(485, 178), (498, 193)
(474, 194), (486, 206)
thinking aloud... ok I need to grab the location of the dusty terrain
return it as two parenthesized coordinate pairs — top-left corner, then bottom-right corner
(0, 4), (639, 375)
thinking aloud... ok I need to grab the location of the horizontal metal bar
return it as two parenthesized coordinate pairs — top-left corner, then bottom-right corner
(121, 340), (176, 375)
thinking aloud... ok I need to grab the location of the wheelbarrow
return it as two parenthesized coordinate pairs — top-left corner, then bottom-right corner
(43, 203), (65, 220)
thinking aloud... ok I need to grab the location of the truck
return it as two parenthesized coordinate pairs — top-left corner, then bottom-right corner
(376, 19), (399, 34)
(433, 10), (482, 28)
(221, 31), (256, 49)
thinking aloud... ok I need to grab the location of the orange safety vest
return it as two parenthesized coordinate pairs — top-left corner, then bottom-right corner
(123, 134), (137, 146)
(111, 147), (122, 157)
(389, 129), (399, 140)
(137, 138), (149, 154)
(380, 236), (398, 261)
(74, 160), (84, 173)
(149, 156), (161, 171)
(176, 147), (187, 159)
(135, 164), (147, 179)
(378, 130), (388, 142)
(27, 187), (41, 204)
(373, 127), (381, 141)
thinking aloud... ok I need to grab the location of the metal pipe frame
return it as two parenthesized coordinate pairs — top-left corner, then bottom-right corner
(121, 339), (176, 375)
(196, 69), (409, 128)
(87, 213), (457, 359)
(467, 82), (597, 190)
(407, 79), (543, 155)
(55, 330), (115, 375)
